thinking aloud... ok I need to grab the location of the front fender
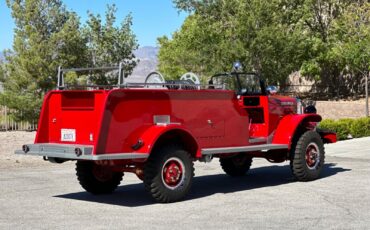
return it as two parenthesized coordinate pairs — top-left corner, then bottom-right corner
(317, 128), (337, 144)
(272, 114), (322, 149)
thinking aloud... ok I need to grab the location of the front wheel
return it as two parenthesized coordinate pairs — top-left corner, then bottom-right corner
(144, 145), (194, 203)
(290, 131), (325, 181)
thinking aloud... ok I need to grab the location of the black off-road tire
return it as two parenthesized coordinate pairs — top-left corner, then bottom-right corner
(144, 145), (194, 203)
(76, 161), (123, 194)
(220, 154), (253, 177)
(290, 131), (325, 181)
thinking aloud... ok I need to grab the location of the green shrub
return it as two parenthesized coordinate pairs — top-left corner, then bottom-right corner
(319, 119), (336, 131)
(335, 118), (354, 140)
(319, 118), (351, 140)
(350, 117), (370, 138)
(319, 117), (370, 140)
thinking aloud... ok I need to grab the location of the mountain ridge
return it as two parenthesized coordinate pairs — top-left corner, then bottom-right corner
(0, 47), (159, 82)
(128, 46), (159, 82)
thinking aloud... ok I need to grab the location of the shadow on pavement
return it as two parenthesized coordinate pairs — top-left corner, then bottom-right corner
(54, 163), (350, 207)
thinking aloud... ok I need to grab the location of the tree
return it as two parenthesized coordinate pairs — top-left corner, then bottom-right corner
(0, 59), (4, 83)
(334, 2), (370, 115)
(236, 0), (309, 84)
(160, 0), (247, 79)
(1, 1), (138, 122)
(158, 14), (230, 80)
(83, 5), (138, 85)
(167, 0), (370, 98)
(160, 0), (309, 85)
(334, 2), (370, 77)
(296, 0), (353, 97)
(1, 0), (86, 122)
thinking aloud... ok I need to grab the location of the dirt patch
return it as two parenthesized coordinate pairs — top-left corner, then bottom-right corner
(0, 131), (51, 169)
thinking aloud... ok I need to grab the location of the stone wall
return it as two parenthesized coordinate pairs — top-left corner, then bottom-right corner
(316, 99), (368, 120)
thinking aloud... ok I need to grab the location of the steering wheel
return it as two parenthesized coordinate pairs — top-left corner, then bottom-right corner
(144, 71), (165, 88)
(180, 72), (200, 85)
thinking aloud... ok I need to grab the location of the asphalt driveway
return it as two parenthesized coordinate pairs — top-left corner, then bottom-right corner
(1, 137), (369, 229)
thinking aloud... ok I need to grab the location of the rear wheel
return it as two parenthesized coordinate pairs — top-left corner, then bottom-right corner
(76, 161), (123, 194)
(220, 154), (253, 177)
(144, 145), (194, 203)
(290, 131), (325, 181)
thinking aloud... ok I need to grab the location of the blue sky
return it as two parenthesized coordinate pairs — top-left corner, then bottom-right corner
(0, 0), (187, 51)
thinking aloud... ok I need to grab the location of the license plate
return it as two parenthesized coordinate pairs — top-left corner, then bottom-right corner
(61, 129), (76, 142)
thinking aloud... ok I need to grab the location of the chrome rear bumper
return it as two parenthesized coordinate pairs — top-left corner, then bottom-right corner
(15, 143), (149, 160)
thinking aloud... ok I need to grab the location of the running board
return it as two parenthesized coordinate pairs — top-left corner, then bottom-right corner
(201, 144), (288, 155)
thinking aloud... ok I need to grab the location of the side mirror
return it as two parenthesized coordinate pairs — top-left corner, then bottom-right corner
(266, 86), (278, 95)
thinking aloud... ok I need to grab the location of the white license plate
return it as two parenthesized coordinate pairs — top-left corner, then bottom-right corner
(61, 129), (76, 142)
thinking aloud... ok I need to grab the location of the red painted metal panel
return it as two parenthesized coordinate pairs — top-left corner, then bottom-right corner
(35, 86), (333, 159)
(96, 89), (250, 155)
(122, 124), (200, 156)
(238, 96), (279, 139)
(272, 114), (322, 147)
(318, 130), (337, 143)
(36, 89), (250, 157)
(35, 92), (52, 143)
(35, 90), (109, 147)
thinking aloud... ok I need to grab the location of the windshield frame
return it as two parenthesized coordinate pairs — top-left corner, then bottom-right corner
(210, 72), (267, 96)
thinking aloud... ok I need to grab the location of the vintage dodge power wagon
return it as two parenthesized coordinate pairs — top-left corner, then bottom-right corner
(16, 64), (336, 203)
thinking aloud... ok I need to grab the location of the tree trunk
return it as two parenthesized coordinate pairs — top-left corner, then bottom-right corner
(366, 72), (369, 117)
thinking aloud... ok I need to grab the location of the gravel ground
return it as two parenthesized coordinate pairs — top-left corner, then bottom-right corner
(0, 131), (48, 169)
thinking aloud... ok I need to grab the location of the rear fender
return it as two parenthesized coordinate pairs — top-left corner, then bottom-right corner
(35, 91), (53, 143)
(272, 114), (322, 149)
(130, 125), (200, 158)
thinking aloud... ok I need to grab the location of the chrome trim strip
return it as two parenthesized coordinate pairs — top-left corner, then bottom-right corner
(201, 144), (288, 155)
(249, 137), (267, 144)
(90, 153), (149, 160)
(15, 143), (149, 160)
(153, 115), (170, 125)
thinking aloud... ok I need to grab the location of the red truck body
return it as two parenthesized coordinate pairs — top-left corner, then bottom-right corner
(17, 70), (336, 203)
(36, 89), (250, 156)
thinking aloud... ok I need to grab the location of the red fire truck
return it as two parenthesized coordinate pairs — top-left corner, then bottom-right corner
(16, 65), (336, 203)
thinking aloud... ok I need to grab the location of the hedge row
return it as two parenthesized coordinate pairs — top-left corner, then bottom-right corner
(319, 117), (370, 140)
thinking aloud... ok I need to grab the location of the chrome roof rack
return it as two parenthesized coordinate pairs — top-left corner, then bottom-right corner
(57, 62), (125, 90)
